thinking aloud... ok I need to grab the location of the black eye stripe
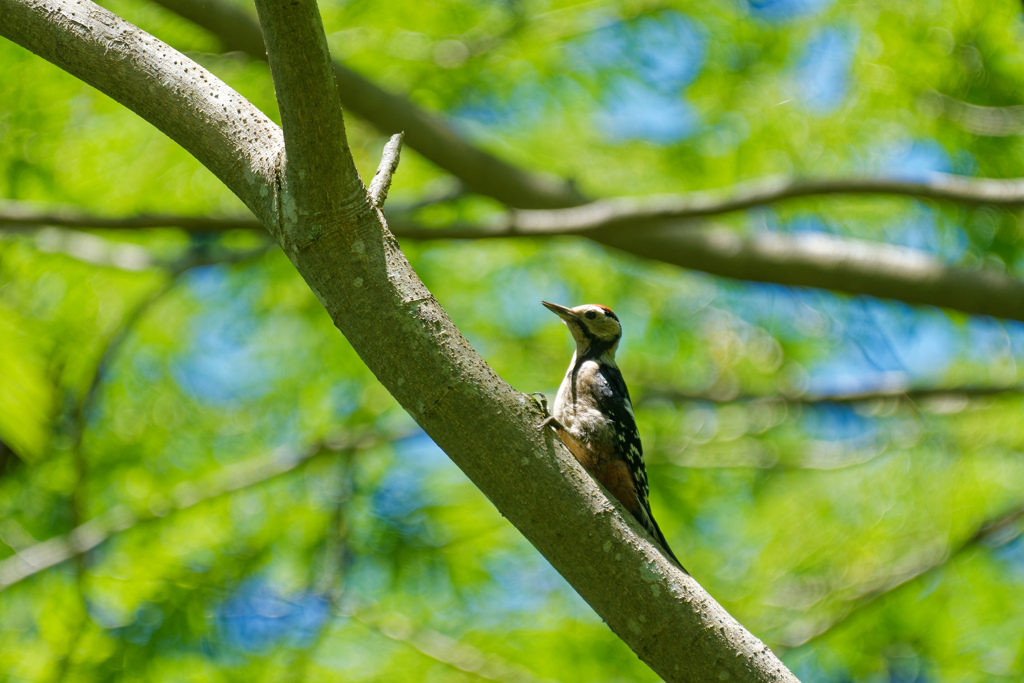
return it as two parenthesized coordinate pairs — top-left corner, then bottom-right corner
(585, 310), (598, 319)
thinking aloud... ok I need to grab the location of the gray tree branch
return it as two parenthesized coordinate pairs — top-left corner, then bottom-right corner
(0, 206), (264, 232)
(644, 384), (1024, 407)
(386, 175), (1024, 233)
(589, 225), (1024, 323)
(0, 0), (798, 680)
(7, 202), (1024, 323)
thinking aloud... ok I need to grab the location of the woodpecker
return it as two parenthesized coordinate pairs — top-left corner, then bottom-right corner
(537, 301), (685, 572)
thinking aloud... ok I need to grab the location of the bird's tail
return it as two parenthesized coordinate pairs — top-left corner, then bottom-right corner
(637, 503), (688, 575)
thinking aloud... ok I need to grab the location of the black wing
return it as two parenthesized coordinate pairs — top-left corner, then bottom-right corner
(592, 366), (648, 498)
(593, 366), (686, 572)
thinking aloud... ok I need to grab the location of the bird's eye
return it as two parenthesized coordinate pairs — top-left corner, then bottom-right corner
(585, 310), (598, 320)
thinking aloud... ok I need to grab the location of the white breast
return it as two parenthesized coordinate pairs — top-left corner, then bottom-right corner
(553, 358), (612, 441)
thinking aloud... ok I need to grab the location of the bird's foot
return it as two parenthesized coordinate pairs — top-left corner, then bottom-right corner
(530, 392), (563, 431)
(538, 415), (565, 431)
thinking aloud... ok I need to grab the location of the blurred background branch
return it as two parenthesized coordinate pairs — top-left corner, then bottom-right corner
(0, 434), (370, 591)
(643, 383), (1024, 407)
(8, 169), (1024, 230)
(7, 203), (1024, 323)
(146, 0), (586, 210)
(358, 612), (558, 683)
(926, 89), (1024, 137)
(785, 499), (1024, 648)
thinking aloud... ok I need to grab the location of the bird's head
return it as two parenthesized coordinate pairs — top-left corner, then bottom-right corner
(542, 301), (622, 361)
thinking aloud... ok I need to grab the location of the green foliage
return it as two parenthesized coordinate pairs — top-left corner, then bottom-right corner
(4, 0), (1024, 681)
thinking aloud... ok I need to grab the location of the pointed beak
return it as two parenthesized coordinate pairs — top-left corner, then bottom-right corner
(542, 301), (577, 322)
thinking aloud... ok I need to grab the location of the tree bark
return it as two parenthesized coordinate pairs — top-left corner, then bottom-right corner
(0, 1), (798, 680)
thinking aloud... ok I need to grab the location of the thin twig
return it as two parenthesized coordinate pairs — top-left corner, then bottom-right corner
(306, 461), (554, 683)
(2, 223), (274, 272)
(51, 392), (92, 683)
(0, 208), (263, 233)
(46, 245), (242, 681)
(358, 612), (558, 683)
(69, 241), (276, 466)
(778, 500), (1024, 647)
(4, 240), (269, 674)
(0, 434), (373, 592)
(290, 450), (356, 683)
(369, 132), (405, 208)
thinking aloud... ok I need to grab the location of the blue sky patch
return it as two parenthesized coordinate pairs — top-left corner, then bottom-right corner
(748, 0), (837, 21)
(572, 11), (707, 144)
(793, 26), (857, 112)
(217, 579), (329, 652)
